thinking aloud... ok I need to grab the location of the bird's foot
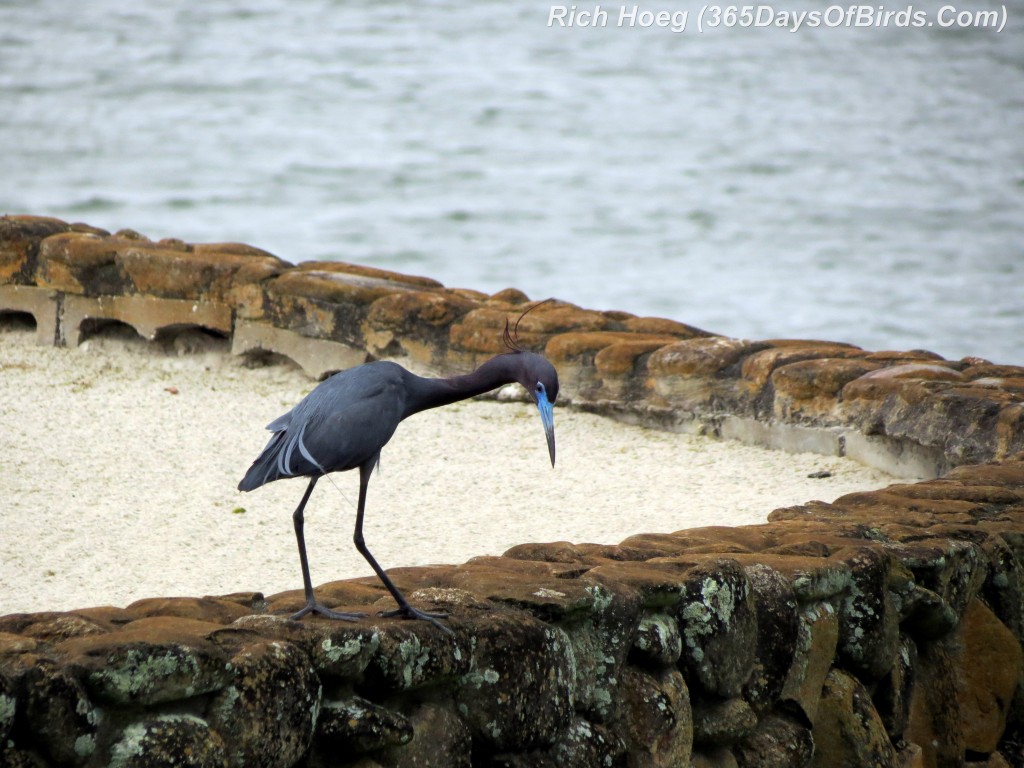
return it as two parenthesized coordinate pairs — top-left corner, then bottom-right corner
(290, 601), (367, 622)
(380, 604), (453, 634)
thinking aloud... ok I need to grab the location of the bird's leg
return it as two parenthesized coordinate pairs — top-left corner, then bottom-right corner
(290, 476), (366, 622)
(353, 462), (452, 634)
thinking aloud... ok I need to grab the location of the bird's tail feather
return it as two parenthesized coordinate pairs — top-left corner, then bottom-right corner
(238, 430), (289, 492)
(238, 424), (323, 492)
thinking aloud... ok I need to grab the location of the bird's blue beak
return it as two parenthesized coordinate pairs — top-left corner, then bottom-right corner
(536, 390), (556, 467)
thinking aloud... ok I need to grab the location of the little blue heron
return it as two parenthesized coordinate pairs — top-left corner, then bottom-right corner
(238, 322), (558, 631)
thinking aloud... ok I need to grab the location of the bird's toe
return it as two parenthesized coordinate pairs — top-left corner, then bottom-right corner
(290, 602), (367, 622)
(380, 605), (452, 633)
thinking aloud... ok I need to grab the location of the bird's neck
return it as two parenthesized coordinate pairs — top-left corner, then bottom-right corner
(403, 354), (521, 418)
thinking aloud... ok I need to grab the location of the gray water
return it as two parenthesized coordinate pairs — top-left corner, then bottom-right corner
(2, 0), (1022, 363)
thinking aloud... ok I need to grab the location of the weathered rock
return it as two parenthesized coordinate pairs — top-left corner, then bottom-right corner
(0, 671), (14, 742)
(21, 659), (99, 765)
(546, 717), (626, 768)
(742, 564), (799, 713)
(363, 620), (470, 691)
(448, 557), (602, 620)
(58, 617), (233, 706)
(0, 745), (62, 767)
(455, 611), (574, 752)
(646, 337), (763, 411)
(630, 613), (682, 667)
(374, 703), (471, 768)
(834, 547), (900, 681)
(363, 290), (477, 368)
(907, 638), (965, 768)
(315, 696), (413, 751)
(0, 215), (73, 284)
(771, 357), (882, 422)
(780, 602), (839, 723)
(556, 581), (641, 722)
(0, 614), (116, 643)
(124, 596), (252, 625)
(956, 598), (1023, 754)
(106, 715), (228, 768)
(733, 712), (814, 768)
(900, 584), (960, 640)
(310, 624), (382, 679)
(713, 551), (852, 604)
(895, 539), (986, 630)
(692, 747), (740, 768)
(841, 372), (1021, 468)
(811, 668), (899, 767)
(585, 557), (688, 610)
(676, 559), (758, 697)
(545, 331), (677, 399)
(692, 697), (757, 747)
(980, 534), (1024, 645)
(259, 261), (438, 346)
(450, 302), (607, 359)
(120, 242), (286, 304)
(221, 614), (379, 680)
(618, 666), (692, 768)
(207, 640), (322, 768)
(873, 632), (917, 740)
(738, 342), (866, 400)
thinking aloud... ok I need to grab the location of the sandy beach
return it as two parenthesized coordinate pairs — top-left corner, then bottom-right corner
(0, 323), (908, 616)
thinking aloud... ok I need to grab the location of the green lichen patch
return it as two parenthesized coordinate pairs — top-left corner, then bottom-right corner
(315, 696), (412, 751)
(676, 559), (757, 697)
(108, 714), (228, 768)
(207, 640), (321, 768)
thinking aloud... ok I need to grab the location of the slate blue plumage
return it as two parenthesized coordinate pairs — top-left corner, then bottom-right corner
(239, 348), (559, 631)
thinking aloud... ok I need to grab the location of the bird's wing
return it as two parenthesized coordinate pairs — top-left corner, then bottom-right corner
(265, 411), (292, 432)
(239, 362), (408, 491)
(295, 364), (406, 474)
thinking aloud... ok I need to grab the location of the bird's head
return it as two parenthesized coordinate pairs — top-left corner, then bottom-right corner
(515, 351), (559, 467)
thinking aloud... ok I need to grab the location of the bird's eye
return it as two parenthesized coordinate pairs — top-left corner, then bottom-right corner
(536, 382), (545, 393)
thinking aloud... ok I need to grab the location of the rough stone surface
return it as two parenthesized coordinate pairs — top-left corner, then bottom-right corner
(22, 659), (99, 765)
(5, 216), (1024, 473)
(779, 602), (839, 723)
(207, 640), (322, 768)
(692, 697), (757, 747)
(618, 666), (692, 768)
(733, 712), (814, 768)
(58, 617), (234, 706)
(811, 668), (899, 767)
(907, 638), (965, 768)
(314, 696), (413, 751)
(676, 558), (758, 697)
(454, 611), (575, 752)
(742, 564), (799, 713)
(955, 598), (1023, 754)
(372, 704), (470, 768)
(106, 715), (228, 768)
(4, 217), (1024, 767)
(0, 215), (75, 284)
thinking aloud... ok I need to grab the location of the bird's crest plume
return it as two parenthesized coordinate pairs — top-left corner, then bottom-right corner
(503, 298), (553, 352)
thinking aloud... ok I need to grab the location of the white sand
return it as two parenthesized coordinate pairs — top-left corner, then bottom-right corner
(0, 325), (907, 616)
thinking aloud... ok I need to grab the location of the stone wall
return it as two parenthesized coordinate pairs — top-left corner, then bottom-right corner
(2, 215), (1024, 767)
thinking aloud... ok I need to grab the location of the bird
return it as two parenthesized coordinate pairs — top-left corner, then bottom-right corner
(237, 311), (559, 632)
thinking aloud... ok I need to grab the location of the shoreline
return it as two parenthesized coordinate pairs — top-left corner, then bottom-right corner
(0, 324), (907, 616)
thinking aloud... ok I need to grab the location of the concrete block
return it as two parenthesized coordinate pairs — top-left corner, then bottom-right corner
(719, 416), (843, 457)
(231, 320), (367, 380)
(844, 432), (947, 480)
(0, 284), (59, 345)
(61, 294), (232, 347)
